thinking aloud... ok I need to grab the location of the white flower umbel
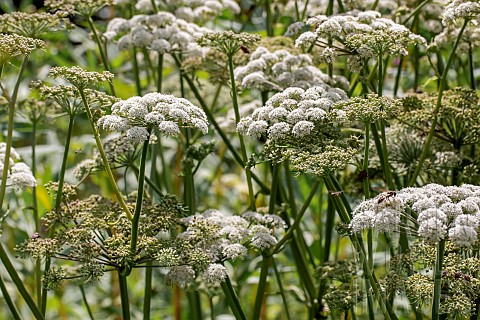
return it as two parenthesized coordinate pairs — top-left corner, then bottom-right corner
(105, 12), (209, 56)
(133, 0), (240, 23)
(350, 184), (480, 246)
(97, 92), (208, 141)
(294, 10), (426, 71)
(0, 143), (36, 190)
(175, 209), (285, 286)
(442, 0), (480, 26)
(234, 46), (349, 92)
(237, 86), (357, 176)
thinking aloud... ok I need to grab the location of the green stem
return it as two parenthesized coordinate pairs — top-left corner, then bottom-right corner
(172, 54), (269, 194)
(323, 176), (395, 320)
(157, 53), (163, 93)
(272, 259), (292, 320)
(143, 263), (153, 320)
(80, 285), (95, 320)
(272, 180), (320, 253)
(118, 272), (131, 320)
(408, 19), (469, 186)
(265, 0), (273, 37)
(227, 54), (256, 210)
(253, 255), (270, 320)
(131, 165), (163, 197)
(221, 276), (247, 320)
(269, 165), (279, 214)
(0, 244), (45, 320)
(0, 273), (21, 320)
(132, 47), (142, 96)
(126, 136), (150, 276)
(86, 17), (115, 96)
(79, 89), (133, 220)
(432, 240), (445, 320)
(0, 56), (28, 214)
(31, 120), (42, 307)
(469, 45), (476, 90)
(294, 0), (300, 21)
(393, 57), (404, 97)
(54, 116), (75, 210)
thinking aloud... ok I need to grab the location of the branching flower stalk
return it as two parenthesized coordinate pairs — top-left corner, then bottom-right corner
(227, 49), (256, 211)
(323, 175), (395, 320)
(0, 56), (30, 214)
(78, 82), (134, 220)
(408, 19), (470, 187)
(86, 17), (116, 96)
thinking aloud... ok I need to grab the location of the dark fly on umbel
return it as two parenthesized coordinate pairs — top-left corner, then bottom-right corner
(377, 191), (397, 204)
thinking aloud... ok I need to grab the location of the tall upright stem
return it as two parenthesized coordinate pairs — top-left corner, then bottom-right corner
(227, 54), (256, 210)
(0, 56), (28, 214)
(86, 17), (116, 96)
(118, 271), (131, 320)
(408, 19), (469, 186)
(265, 0), (273, 36)
(31, 120), (42, 307)
(0, 244), (45, 320)
(126, 136), (150, 275)
(79, 89), (133, 220)
(432, 240), (445, 320)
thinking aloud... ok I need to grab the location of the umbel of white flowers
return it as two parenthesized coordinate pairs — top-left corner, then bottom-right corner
(97, 92), (208, 142)
(233, 46), (349, 92)
(350, 184), (480, 247)
(0, 143), (36, 190)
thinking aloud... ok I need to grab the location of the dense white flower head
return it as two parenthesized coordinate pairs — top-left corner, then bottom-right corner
(177, 209), (284, 272)
(294, 10), (426, 70)
(237, 86), (348, 143)
(0, 143), (36, 190)
(132, 0), (240, 22)
(97, 92), (208, 141)
(350, 184), (480, 246)
(237, 86), (357, 175)
(442, 0), (480, 26)
(105, 12), (210, 56)
(434, 24), (480, 53)
(234, 46), (349, 92)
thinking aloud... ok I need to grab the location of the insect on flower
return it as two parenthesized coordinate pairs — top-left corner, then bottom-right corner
(377, 191), (397, 204)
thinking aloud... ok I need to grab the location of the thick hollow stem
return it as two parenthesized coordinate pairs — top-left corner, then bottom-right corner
(253, 255), (270, 320)
(126, 136), (150, 275)
(118, 272), (131, 320)
(0, 244), (45, 320)
(432, 240), (445, 320)
(221, 275), (247, 320)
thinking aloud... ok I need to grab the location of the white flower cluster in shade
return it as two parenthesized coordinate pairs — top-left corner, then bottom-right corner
(293, 10), (426, 70)
(73, 134), (140, 179)
(166, 209), (285, 287)
(442, 0), (480, 26)
(237, 86), (348, 142)
(233, 46), (349, 92)
(279, 0), (404, 19)
(97, 92), (208, 142)
(434, 24), (480, 53)
(0, 143), (36, 190)
(132, 0), (240, 23)
(104, 11), (210, 55)
(350, 184), (480, 247)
